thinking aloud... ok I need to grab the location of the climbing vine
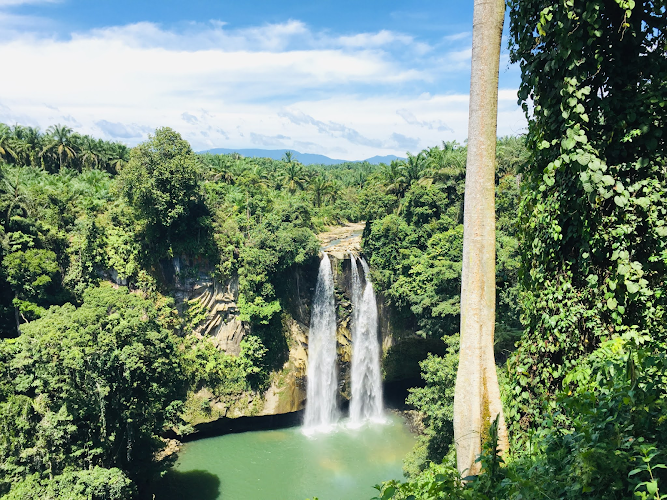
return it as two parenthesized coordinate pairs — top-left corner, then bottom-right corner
(507, 0), (667, 430)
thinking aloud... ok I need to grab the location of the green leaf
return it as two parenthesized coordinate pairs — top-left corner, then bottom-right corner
(381, 486), (397, 500)
(577, 152), (592, 165)
(562, 137), (577, 150)
(635, 197), (650, 209)
(607, 297), (617, 310)
(601, 175), (615, 186)
(625, 281), (640, 294)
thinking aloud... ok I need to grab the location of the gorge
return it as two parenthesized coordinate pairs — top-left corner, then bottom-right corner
(159, 248), (416, 500)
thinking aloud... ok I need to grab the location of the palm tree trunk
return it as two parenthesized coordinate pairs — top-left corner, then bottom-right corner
(453, 0), (508, 477)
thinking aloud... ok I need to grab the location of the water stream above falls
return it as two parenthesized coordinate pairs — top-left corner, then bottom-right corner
(156, 414), (415, 500)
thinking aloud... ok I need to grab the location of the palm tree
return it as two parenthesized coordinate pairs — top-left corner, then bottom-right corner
(41, 124), (77, 171)
(424, 142), (466, 179)
(352, 170), (366, 190)
(496, 135), (528, 181)
(309, 174), (332, 208)
(328, 179), (342, 204)
(382, 160), (408, 197)
(106, 143), (129, 173)
(401, 151), (427, 185)
(204, 154), (235, 184)
(239, 163), (269, 190)
(78, 135), (102, 171)
(0, 128), (17, 164)
(231, 157), (253, 180)
(0, 165), (33, 225)
(282, 151), (295, 164)
(281, 162), (307, 194)
(453, 0), (508, 477)
(10, 125), (42, 167)
(73, 168), (111, 208)
(422, 142), (467, 223)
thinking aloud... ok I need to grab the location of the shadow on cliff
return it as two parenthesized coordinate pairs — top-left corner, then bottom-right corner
(151, 469), (221, 500)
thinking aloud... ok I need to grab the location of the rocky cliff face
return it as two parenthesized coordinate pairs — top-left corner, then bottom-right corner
(163, 247), (436, 420)
(178, 276), (247, 355)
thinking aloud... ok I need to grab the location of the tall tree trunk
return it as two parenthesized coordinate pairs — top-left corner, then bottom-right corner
(453, 0), (508, 477)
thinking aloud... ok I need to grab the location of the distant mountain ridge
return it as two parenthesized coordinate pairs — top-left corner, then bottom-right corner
(201, 148), (404, 165)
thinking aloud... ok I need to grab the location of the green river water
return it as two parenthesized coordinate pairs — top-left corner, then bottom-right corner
(155, 414), (415, 500)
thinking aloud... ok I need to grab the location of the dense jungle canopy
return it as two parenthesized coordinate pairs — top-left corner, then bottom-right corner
(0, 0), (665, 498)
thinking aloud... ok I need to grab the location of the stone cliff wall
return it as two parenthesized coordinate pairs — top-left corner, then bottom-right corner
(164, 251), (436, 420)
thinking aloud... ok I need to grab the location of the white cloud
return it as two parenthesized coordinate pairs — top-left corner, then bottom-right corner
(444, 32), (471, 42)
(0, 0), (59, 5)
(95, 120), (151, 139)
(181, 112), (199, 125)
(250, 132), (291, 147)
(337, 29), (430, 54)
(0, 20), (525, 159)
(396, 108), (452, 132)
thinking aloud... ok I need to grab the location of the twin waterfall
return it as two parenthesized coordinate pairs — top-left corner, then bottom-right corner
(304, 253), (383, 431)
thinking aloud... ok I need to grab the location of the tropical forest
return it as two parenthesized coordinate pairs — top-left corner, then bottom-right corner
(0, 0), (665, 499)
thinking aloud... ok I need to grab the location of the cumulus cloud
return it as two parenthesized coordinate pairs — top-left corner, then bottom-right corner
(396, 108), (452, 132)
(337, 30), (430, 54)
(181, 112), (199, 124)
(95, 120), (151, 139)
(0, 0), (59, 5)
(444, 32), (471, 41)
(0, 18), (524, 159)
(62, 115), (81, 126)
(250, 132), (290, 147)
(95, 121), (136, 139)
(389, 133), (420, 151)
(278, 109), (382, 147)
(212, 127), (229, 139)
(0, 0), (58, 36)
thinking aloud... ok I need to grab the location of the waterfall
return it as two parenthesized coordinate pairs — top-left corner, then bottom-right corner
(349, 255), (384, 423)
(304, 253), (339, 430)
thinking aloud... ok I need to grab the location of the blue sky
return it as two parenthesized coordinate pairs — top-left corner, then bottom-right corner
(0, 0), (526, 159)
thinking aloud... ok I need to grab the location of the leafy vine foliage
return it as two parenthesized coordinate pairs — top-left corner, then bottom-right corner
(507, 0), (667, 430)
(372, 1), (667, 498)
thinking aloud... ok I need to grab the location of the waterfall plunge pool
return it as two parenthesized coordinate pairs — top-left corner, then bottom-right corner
(154, 413), (415, 500)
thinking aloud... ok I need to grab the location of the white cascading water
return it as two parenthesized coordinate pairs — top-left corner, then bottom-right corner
(304, 253), (339, 430)
(349, 255), (384, 423)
